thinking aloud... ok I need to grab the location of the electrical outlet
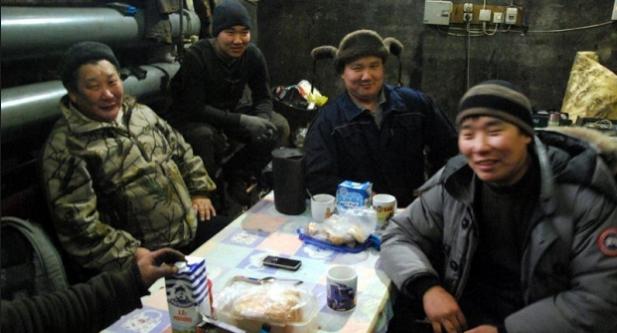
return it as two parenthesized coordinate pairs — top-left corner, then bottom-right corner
(463, 3), (473, 12)
(479, 9), (492, 22)
(493, 12), (504, 23)
(505, 7), (518, 24)
(464, 12), (473, 22)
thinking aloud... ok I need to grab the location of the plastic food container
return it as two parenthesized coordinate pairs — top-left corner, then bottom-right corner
(215, 279), (319, 333)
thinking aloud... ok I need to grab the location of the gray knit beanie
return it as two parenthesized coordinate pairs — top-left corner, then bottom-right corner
(335, 29), (388, 73)
(60, 41), (120, 91)
(211, 0), (252, 37)
(457, 80), (534, 136)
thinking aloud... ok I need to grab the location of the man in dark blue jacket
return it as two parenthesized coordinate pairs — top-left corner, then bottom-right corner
(303, 30), (458, 206)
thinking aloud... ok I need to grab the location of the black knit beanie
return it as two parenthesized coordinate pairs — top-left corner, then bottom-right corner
(211, 0), (252, 37)
(335, 29), (388, 73)
(60, 41), (120, 90)
(457, 80), (534, 136)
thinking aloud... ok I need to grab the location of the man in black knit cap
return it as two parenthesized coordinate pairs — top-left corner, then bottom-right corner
(42, 41), (225, 273)
(382, 80), (617, 333)
(168, 0), (289, 207)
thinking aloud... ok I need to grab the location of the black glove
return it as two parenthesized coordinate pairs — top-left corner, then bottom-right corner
(239, 114), (277, 142)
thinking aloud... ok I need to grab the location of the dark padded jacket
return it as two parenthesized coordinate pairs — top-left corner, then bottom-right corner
(1, 264), (147, 333)
(303, 85), (458, 206)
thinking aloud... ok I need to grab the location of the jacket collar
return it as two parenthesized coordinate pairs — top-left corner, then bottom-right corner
(335, 84), (407, 122)
(60, 95), (135, 135)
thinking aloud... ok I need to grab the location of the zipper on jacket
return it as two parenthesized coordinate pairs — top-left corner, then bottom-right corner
(519, 204), (546, 301)
(455, 205), (478, 299)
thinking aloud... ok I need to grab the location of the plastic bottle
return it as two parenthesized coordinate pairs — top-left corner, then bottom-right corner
(548, 112), (560, 127)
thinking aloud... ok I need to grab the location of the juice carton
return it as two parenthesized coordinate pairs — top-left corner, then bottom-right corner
(165, 256), (211, 333)
(336, 181), (372, 212)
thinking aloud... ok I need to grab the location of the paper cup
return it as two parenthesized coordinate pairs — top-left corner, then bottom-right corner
(326, 265), (357, 311)
(311, 194), (335, 222)
(372, 194), (397, 228)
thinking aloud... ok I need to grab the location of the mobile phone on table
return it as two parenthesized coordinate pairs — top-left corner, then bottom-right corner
(263, 255), (302, 271)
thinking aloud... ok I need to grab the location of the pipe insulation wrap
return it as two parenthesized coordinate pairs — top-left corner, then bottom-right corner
(1, 6), (144, 56)
(1, 63), (180, 143)
(169, 9), (201, 38)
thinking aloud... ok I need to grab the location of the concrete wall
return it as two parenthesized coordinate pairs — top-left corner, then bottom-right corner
(257, 0), (617, 120)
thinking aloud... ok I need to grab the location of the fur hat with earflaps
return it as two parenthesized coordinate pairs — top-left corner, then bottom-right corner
(310, 29), (404, 84)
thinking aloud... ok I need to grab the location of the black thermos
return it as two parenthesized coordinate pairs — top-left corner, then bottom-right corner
(271, 147), (306, 214)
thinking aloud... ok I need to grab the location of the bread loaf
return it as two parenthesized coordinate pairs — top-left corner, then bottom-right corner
(232, 288), (304, 323)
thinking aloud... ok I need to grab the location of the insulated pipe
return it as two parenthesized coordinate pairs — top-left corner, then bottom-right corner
(1, 7), (202, 59)
(169, 9), (201, 39)
(1, 63), (180, 143)
(1, 6), (144, 58)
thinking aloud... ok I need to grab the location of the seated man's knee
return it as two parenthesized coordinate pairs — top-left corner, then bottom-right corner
(185, 124), (216, 143)
(181, 123), (223, 175)
(271, 112), (290, 146)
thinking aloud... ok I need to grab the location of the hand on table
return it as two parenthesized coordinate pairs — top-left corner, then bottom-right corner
(423, 285), (467, 333)
(135, 247), (186, 286)
(464, 325), (498, 333)
(192, 195), (216, 221)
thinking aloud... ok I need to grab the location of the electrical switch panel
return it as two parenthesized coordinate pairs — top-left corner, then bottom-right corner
(479, 9), (492, 22)
(423, 1), (453, 26)
(505, 7), (518, 24)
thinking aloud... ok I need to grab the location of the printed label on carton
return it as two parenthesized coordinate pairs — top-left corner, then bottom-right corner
(336, 181), (372, 212)
(166, 256), (210, 333)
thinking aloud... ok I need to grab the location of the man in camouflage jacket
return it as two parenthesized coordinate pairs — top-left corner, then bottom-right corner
(42, 42), (218, 272)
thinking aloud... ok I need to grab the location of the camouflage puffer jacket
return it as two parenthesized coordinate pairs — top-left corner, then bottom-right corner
(42, 96), (216, 271)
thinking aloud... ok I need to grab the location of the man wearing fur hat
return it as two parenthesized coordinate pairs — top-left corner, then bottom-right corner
(42, 41), (227, 274)
(382, 80), (617, 333)
(303, 29), (458, 207)
(168, 0), (289, 206)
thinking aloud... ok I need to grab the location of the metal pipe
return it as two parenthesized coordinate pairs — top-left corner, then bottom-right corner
(1, 63), (180, 143)
(169, 9), (201, 39)
(1, 6), (202, 59)
(1, 6), (144, 58)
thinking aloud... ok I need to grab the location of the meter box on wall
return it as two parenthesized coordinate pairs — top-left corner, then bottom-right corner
(424, 1), (453, 26)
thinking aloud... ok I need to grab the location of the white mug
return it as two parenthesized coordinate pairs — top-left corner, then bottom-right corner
(326, 265), (357, 311)
(311, 194), (335, 222)
(372, 194), (397, 228)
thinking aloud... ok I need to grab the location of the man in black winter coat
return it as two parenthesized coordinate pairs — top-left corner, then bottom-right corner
(168, 0), (289, 206)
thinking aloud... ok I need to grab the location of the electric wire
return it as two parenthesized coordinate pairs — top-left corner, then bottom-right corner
(466, 21), (471, 90)
(526, 21), (614, 33)
(437, 20), (613, 37)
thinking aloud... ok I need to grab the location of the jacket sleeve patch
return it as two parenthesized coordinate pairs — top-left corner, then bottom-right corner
(597, 227), (617, 257)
